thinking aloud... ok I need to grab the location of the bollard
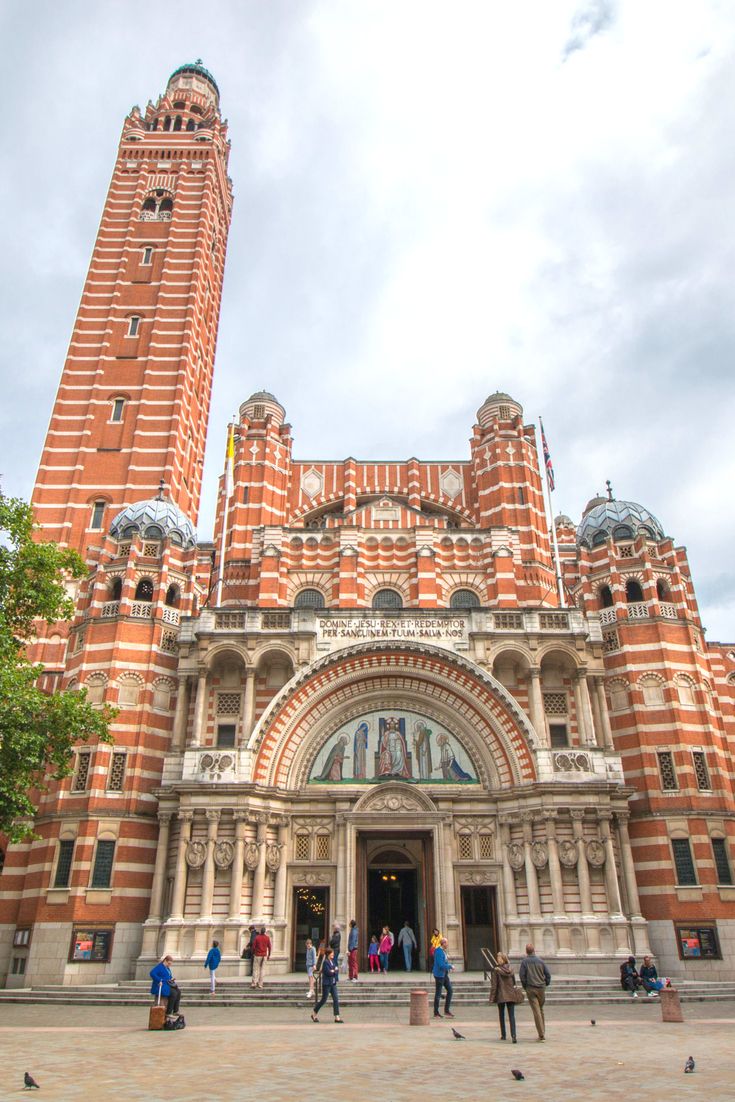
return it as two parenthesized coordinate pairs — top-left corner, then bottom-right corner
(409, 988), (430, 1025)
(659, 987), (684, 1022)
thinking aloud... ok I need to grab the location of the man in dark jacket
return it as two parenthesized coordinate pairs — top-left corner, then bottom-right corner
(620, 956), (642, 998)
(329, 923), (342, 971)
(519, 943), (551, 1041)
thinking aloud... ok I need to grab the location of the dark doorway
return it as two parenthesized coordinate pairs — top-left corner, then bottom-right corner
(367, 866), (417, 970)
(460, 886), (498, 970)
(292, 886), (329, 972)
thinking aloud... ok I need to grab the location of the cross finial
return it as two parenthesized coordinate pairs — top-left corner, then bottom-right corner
(157, 479), (165, 501)
(606, 479), (614, 501)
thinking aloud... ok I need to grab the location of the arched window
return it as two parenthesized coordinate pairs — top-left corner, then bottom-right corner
(613, 524), (634, 541)
(111, 397), (125, 423)
(294, 588), (325, 610)
(150, 118), (159, 131)
(186, 119), (196, 131)
(450, 589), (480, 609)
(163, 116), (172, 131)
(135, 578), (154, 602)
(592, 530), (607, 547)
(110, 578), (122, 601)
(90, 501), (106, 530)
(142, 197), (156, 213)
(142, 246), (153, 265)
(159, 197), (173, 216)
(372, 589), (403, 610)
(656, 579), (670, 601)
(173, 116), (182, 131)
(165, 584), (180, 608)
(598, 585), (613, 608)
(127, 316), (140, 337)
(626, 579), (644, 603)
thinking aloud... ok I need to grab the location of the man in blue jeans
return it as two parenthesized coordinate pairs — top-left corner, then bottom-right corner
(432, 937), (454, 1018)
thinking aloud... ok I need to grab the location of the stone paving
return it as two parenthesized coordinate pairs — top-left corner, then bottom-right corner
(0, 998), (732, 1100)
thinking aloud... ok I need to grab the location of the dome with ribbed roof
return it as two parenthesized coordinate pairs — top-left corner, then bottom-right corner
(109, 497), (196, 548)
(577, 498), (665, 548)
(239, 391), (286, 425)
(168, 60), (219, 97)
(476, 391), (523, 428)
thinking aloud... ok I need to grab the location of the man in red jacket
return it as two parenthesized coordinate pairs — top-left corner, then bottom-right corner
(251, 926), (272, 989)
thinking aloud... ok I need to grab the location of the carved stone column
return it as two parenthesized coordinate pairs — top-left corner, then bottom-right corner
(272, 821), (289, 922)
(615, 812), (641, 918)
(500, 820), (518, 922)
(168, 811), (193, 921)
(250, 815), (269, 921)
(171, 675), (191, 752)
(522, 815), (541, 919)
(228, 814), (248, 920)
(593, 676), (615, 750)
(573, 669), (596, 746)
(527, 667), (548, 746)
(189, 670), (208, 748)
(334, 815), (347, 927)
(199, 810), (221, 921)
(441, 818), (459, 947)
(599, 813), (623, 917)
(243, 668), (256, 738)
(570, 810), (600, 953)
(141, 813), (173, 956)
(547, 815), (571, 953)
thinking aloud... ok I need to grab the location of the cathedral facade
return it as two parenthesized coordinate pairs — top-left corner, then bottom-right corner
(1, 65), (734, 987)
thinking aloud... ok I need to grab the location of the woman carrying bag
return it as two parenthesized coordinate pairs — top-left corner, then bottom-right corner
(489, 952), (523, 1043)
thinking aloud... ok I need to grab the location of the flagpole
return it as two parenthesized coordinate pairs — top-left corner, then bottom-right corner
(539, 417), (566, 608)
(215, 422), (234, 608)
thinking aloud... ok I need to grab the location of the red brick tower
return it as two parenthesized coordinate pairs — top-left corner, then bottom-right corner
(32, 61), (233, 556)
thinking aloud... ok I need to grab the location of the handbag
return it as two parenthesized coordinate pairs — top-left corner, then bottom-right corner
(510, 986), (526, 1004)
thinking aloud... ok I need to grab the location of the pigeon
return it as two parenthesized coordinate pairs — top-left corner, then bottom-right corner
(511, 1069), (525, 1081)
(684, 1057), (695, 1074)
(24, 1072), (40, 1089)
(590, 1020), (596, 1026)
(451, 1027), (465, 1040)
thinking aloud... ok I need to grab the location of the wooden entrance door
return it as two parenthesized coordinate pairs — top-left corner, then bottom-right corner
(460, 885), (497, 970)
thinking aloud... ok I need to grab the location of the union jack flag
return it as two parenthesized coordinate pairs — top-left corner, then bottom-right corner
(539, 418), (555, 492)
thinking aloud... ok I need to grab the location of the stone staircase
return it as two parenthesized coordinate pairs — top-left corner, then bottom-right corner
(2, 974), (734, 1008)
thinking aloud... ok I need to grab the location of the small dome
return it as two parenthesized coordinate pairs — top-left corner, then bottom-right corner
(577, 498), (665, 549)
(167, 60), (219, 104)
(109, 497), (197, 549)
(239, 392), (286, 426)
(555, 514), (575, 528)
(583, 495), (607, 516)
(477, 391), (523, 429)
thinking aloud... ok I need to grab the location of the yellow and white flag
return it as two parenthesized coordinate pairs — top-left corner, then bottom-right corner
(224, 423), (235, 498)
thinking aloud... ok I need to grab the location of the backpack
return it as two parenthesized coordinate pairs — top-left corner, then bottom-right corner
(164, 1014), (186, 1031)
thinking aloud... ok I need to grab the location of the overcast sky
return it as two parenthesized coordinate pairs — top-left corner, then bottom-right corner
(1, 1), (734, 640)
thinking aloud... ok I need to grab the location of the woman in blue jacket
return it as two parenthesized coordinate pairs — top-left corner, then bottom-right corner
(204, 940), (221, 994)
(150, 955), (182, 1017)
(310, 947), (343, 1023)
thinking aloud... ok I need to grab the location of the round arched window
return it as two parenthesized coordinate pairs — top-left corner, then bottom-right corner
(294, 589), (325, 610)
(165, 584), (180, 608)
(372, 589), (403, 610)
(625, 579), (644, 603)
(135, 579), (154, 602)
(598, 585), (613, 609)
(450, 589), (481, 609)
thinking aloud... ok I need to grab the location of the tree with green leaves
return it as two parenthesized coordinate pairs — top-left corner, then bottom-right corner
(0, 489), (113, 841)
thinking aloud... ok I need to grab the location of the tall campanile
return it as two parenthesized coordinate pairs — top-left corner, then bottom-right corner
(32, 62), (233, 554)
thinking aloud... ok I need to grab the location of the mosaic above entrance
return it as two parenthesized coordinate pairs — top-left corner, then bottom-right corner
(308, 711), (478, 784)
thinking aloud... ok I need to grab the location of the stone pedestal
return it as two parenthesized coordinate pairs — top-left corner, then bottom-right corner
(659, 988), (684, 1022)
(409, 989), (430, 1025)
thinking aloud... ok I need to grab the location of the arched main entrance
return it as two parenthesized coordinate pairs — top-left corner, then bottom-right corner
(361, 837), (432, 971)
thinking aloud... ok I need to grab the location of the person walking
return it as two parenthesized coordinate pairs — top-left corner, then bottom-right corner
(329, 923), (342, 973)
(397, 921), (417, 972)
(368, 934), (380, 972)
(310, 947), (343, 1023)
(432, 937), (454, 1019)
(305, 938), (317, 999)
(489, 952), (519, 1043)
(378, 926), (393, 973)
(519, 943), (551, 1041)
(251, 926), (272, 990)
(347, 919), (359, 982)
(204, 940), (221, 994)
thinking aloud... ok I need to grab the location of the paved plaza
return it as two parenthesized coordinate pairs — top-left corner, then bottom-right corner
(0, 998), (733, 1101)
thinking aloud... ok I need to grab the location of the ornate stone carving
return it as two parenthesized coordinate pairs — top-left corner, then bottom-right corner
(459, 871), (494, 884)
(507, 843), (525, 871)
(244, 842), (260, 871)
(531, 841), (548, 869)
(198, 751), (236, 781)
(585, 839), (606, 867)
(365, 793), (423, 813)
(558, 840), (578, 868)
(294, 873), (330, 885)
(553, 751), (592, 773)
(213, 840), (234, 869)
(266, 843), (281, 872)
(185, 840), (206, 868)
